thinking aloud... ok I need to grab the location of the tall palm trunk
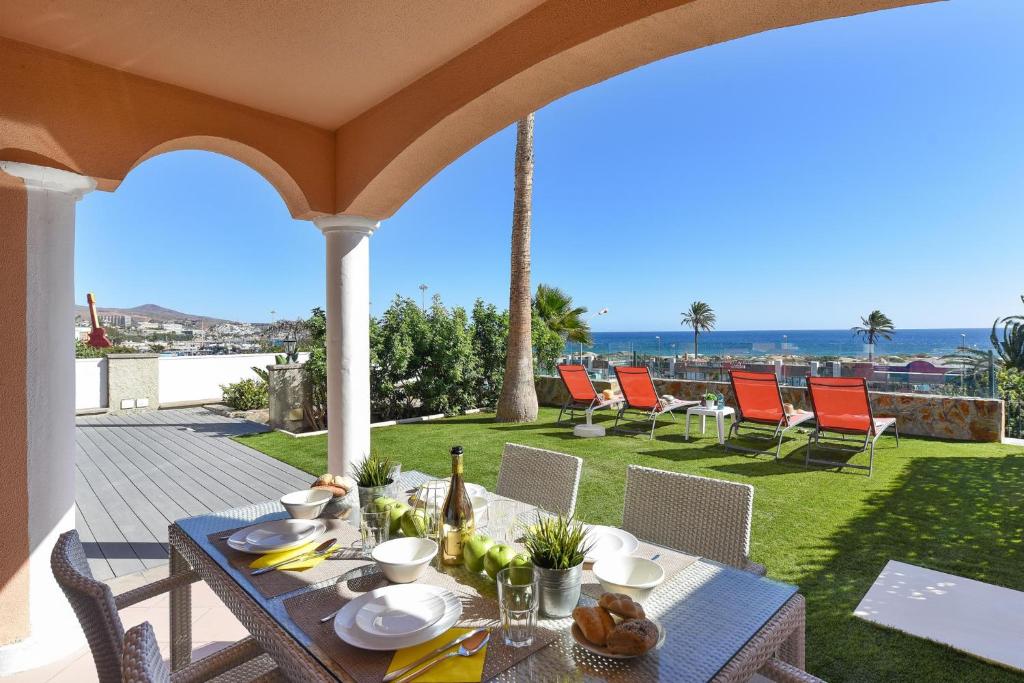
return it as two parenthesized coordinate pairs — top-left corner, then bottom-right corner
(496, 114), (538, 422)
(693, 330), (698, 357)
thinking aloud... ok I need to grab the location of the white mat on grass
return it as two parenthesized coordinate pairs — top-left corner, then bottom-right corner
(854, 560), (1024, 672)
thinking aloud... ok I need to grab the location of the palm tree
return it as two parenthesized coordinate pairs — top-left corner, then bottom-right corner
(533, 284), (591, 345)
(496, 114), (539, 423)
(851, 310), (895, 362)
(681, 301), (716, 357)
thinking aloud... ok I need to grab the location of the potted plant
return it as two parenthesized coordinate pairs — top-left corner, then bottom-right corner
(703, 392), (717, 408)
(353, 452), (396, 509)
(522, 515), (592, 618)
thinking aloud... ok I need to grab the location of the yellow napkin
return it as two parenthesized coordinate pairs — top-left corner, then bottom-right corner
(385, 628), (487, 683)
(247, 539), (332, 572)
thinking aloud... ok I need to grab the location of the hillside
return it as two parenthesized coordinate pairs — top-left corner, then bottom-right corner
(74, 303), (231, 324)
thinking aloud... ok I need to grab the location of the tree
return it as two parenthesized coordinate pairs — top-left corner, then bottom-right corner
(533, 284), (591, 345)
(471, 299), (508, 407)
(681, 301), (716, 357)
(497, 114), (539, 423)
(302, 307), (328, 430)
(851, 310), (895, 362)
(532, 313), (565, 376)
(370, 296), (423, 420)
(418, 296), (479, 415)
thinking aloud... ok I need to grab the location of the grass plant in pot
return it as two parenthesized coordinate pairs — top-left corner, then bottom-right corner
(703, 392), (716, 408)
(354, 452), (396, 510)
(522, 515), (592, 618)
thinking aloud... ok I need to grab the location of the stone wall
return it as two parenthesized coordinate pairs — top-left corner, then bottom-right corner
(106, 353), (159, 412)
(267, 364), (307, 432)
(535, 375), (1005, 442)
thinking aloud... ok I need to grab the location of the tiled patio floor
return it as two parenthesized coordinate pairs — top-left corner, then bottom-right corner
(75, 407), (312, 579)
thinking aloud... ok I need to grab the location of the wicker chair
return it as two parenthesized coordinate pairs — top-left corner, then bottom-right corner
(51, 529), (277, 683)
(622, 465), (766, 576)
(123, 621), (283, 683)
(496, 443), (583, 516)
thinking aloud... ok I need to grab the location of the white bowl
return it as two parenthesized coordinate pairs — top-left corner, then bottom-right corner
(592, 556), (665, 603)
(280, 489), (333, 519)
(372, 537), (438, 584)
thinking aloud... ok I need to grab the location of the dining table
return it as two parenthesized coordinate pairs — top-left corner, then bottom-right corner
(166, 470), (806, 682)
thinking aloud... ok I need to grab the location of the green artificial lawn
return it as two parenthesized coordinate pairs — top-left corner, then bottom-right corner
(236, 408), (1024, 682)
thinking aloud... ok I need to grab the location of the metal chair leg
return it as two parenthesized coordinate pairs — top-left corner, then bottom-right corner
(649, 412), (658, 440)
(894, 422), (900, 446)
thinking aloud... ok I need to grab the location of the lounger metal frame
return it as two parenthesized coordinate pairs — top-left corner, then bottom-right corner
(804, 376), (898, 476)
(725, 371), (814, 460)
(555, 364), (600, 425)
(612, 366), (698, 439)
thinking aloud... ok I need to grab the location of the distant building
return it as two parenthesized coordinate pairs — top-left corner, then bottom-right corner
(162, 322), (185, 333)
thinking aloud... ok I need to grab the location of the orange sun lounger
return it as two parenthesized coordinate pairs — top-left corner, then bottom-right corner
(804, 376), (898, 476)
(613, 366), (698, 439)
(556, 364), (620, 425)
(726, 370), (814, 460)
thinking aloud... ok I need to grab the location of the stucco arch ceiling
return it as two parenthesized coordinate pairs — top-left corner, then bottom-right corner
(0, 0), (936, 220)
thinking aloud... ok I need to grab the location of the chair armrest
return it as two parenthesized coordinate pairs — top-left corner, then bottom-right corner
(168, 637), (278, 683)
(758, 658), (825, 683)
(114, 570), (200, 609)
(744, 559), (768, 577)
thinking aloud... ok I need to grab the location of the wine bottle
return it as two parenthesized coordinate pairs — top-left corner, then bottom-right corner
(439, 445), (475, 565)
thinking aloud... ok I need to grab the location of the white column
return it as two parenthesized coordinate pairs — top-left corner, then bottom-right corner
(313, 215), (379, 476)
(0, 162), (94, 673)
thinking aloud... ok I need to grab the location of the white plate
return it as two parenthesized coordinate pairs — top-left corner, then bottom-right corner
(354, 585), (446, 638)
(570, 620), (666, 659)
(583, 525), (639, 564)
(335, 585), (462, 650)
(226, 520), (326, 555)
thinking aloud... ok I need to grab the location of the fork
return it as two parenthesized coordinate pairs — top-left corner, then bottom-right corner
(393, 631), (490, 683)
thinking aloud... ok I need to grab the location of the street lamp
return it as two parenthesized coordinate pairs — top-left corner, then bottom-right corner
(283, 335), (298, 363)
(419, 284), (429, 311)
(581, 308), (609, 363)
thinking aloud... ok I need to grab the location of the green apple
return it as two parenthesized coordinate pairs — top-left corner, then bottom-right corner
(463, 534), (495, 573)
(373, 496), (397, 514)
(483, 543), (516, 580)
(387, 502), (411, 534)
(508, 553), (534, 585)
(400, 508), (429, 538)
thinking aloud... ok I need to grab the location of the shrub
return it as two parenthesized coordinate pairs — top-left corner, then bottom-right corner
(221, 378), (268, 411)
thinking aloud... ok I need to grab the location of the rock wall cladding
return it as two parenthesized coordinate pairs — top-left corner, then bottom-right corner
(534, 376), (1004, 442)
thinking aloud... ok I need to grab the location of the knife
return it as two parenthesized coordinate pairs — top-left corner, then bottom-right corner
(381, 627), (488, 683)
(250, 538), (337, 576)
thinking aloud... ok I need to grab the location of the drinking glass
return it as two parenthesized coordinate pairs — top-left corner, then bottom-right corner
(488, 499), (518, 544)
(496, 567), (539, 648)
(359, 503), (391, 558)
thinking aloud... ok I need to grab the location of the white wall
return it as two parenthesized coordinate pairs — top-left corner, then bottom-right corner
(74, 358), (106, 410)
(157, 352), (310, 405)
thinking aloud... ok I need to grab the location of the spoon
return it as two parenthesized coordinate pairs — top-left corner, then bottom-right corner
(394, 630), (490, 683)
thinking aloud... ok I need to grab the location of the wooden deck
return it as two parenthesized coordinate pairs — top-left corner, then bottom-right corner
(75, 407), (313, 580)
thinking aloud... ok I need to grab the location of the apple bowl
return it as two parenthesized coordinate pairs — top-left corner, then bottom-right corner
(280, 488), (333, 519)
(372, 537), (438, 583)
(591, 556), (665, 603)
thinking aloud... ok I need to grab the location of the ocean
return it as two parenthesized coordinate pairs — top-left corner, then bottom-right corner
(575, 328), (992, 359)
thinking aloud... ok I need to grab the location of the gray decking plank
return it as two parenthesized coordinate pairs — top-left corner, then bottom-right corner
(89, 416), (234, 514)
(76, 426), (181, 545)
(75, 434), (168, 568)
(74, 465), (147, 576)
(145, 409), (311, 488)
(75, 504), (114, 581)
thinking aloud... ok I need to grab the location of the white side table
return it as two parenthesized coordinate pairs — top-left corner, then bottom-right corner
(684, 405), (736, 445)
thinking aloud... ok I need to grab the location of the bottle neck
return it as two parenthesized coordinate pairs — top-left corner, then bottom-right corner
(451, 454), (464, 476)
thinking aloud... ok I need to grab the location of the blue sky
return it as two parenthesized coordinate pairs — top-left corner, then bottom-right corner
(76, 0), (1024, 331)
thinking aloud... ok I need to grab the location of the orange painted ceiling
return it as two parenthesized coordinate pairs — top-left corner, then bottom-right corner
(0, 0), (547, 130)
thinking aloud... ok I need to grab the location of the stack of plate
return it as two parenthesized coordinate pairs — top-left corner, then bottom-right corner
(334, 584), (463, 650)
(226, 519), (327, 555)
(583, 525), (639, 564)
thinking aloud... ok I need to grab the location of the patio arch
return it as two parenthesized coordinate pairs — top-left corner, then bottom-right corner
(129, 136), (312, 219)
(335, 0), (933, 218)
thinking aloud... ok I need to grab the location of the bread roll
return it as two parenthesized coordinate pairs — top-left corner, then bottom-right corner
(598, 593), (645, 620)
(606, 618), (658, 656)
(572, 606), (615, 646)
